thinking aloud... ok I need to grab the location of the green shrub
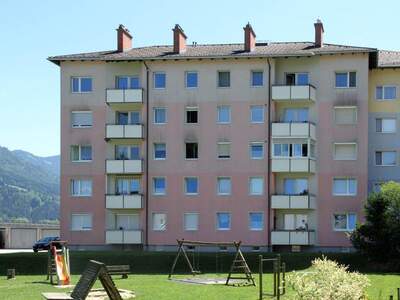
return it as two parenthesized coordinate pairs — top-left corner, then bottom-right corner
(287, 257), (370, 300)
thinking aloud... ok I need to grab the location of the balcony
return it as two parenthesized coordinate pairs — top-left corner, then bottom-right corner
(272, 122), (316, 140)
(106, 124), (143, 139)
(272, 85), (316, 102)
(271, 194), (316, 209)
(106, 230), (142, 244)
(271, 158), (316, 173)
(106, 160), (143, 174)
(271, 230), (316, 245)
(106, 89), (143, 104)
(106, 194), (143, 209)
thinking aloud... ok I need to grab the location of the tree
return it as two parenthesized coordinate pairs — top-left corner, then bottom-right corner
(351, 181), (400, 261)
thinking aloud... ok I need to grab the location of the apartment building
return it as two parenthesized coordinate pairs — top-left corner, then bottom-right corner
(49, 20), (398, 251)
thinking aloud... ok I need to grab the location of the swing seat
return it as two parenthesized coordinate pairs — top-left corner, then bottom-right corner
(192, 270), (201, 274)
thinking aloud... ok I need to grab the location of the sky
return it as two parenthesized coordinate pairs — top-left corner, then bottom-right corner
(1, 0), (400, 157)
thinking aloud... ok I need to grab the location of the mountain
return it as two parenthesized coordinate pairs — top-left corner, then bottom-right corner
(0, 146), (60, 224)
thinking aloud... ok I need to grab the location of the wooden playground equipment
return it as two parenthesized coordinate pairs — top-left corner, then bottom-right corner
(258, 254), (286, 300)
(168, 239), (256, 286)
(46, 241), (70, 285)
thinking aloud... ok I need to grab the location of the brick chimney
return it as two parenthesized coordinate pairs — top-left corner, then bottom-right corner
(244, 23), (256, 52)
(173, 24), (187, 54)
(117, 24), (132, 52)
(314, 19), (324, 48)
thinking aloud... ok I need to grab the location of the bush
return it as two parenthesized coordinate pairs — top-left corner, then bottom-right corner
(287, 257), (370, 300)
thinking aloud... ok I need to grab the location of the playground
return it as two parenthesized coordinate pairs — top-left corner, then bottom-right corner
(0, 249), (399, 299)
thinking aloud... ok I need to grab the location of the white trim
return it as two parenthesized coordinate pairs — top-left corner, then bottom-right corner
(153, 143), (167, 160)
(248, 212), (264, 231)
(333, 106), (357, 125)
(333, 212), (357, 232)
(153, 107), (167, 125)
(249, 142), (264, 160)
(184, 177), (199, 195)
(375, 85), (397, 101)
(71, 76), (93, 93)
(217, 142), (231, 159)
(217, 70), (231, 88)
(216, 212), (231, 231)
(217, 177), (232, 195)
(250, 70), (264, 87)
(152, 177), (166, 195)
(71, 145), (92, 162)
(375, 150), (397, 166)
(183, 212), (199, 231)
(217, 105), (231, 124)
(152, 212), (167, 231)
(334, 71), (357, 89)
(249, 177), (264, 196)
(185, 106), (199, 124)
(71, 111), (93, 128)
(185, 71), (199, 89)
(332, 142), (357, 161)
(250, 105), (265, 124)
(153, 72), (166, 89)
(70, 213), (93, 231)
(70, 179), (93, 197)
(332, 177), (357, 196)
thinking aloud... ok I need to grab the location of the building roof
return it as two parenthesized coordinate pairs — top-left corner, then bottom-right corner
(48, 42), (377, 65)
(377, 50), (400, 68)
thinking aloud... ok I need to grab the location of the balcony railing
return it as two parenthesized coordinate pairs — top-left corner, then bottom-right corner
(272, 85), (316, 102)
(106, 194), (143, 209)
(271, 158), (316, 173)
(105, 230), (142, 244)
(106, 89), (143, 104)
(106, 160), (143, 174)
(106, 124), (143, 139)
(271, 230), (316, 245)
(271, 194), (316, 209)
(272, 122), (316, 140)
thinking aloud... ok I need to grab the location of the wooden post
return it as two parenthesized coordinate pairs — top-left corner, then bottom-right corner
(7, 269), (15, 279)
(259, 255), (263, 300)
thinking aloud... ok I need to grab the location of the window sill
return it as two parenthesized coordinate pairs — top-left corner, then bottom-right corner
(71, 160), (92, 163)
(71, 195), (92, 198)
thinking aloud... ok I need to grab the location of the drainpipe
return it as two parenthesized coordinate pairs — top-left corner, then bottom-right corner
(266, 58), (272, 251)
(143, 61), (150, 249)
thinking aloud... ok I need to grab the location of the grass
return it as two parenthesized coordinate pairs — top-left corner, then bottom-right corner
(0, 251), (399, 299)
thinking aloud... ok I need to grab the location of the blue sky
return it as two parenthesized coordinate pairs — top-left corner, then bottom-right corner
(1, 0), (400, 156)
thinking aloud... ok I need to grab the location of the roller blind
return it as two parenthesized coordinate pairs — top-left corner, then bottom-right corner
(334, 107), (357, 125)
(334, 143), (357, 160)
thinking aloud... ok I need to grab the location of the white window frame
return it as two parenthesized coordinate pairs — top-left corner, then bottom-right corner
(249, 177), (264, 196)
(333, 142), (357, 161)
(184, 177), (199, 195)
(249, 212), (264, 231)
(185, 106), (199, 124)
(333, 213), (357, 232)
(71, 77), (93, 93)
(376, 118), (397, 133)
(185, 71), (198, 89)
(250, 105), (265, 124)
(251, 70), (264, 87)
(115, 145), (140, 160)
(334, 71), (357, 89)
(185, 142), (198, 160)
(70, 179), (92, 197)
(216, 212), (231, 231)
(217, 177), (231, 196)
(375, 85), (397, 101)
(333, 106), (357, 125)
(71, 111), (93, 128)
(115, 75), (140, 89)
(375, 150), (397, 166)
(285, 72), (310, 85)
(332, 178), (357, 196)
(250, 142), (264, 160)
(217, 105), (231, 124)
(71, 145), (92, 162)
(71, 213), (92, 231)
(152, 212), (167, 231)
(153, 107), (167, 124)
(152, 177), (166, 195)
(153, 72), (166, 89)
(217, 70), (231, 88)
(153, 143), (167, 160)
(217, 142), (231, 159)
(183, 212), (199, 231)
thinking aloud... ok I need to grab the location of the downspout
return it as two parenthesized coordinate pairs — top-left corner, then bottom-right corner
(266, 58), (272, 250)
(143, 61), (150, 249)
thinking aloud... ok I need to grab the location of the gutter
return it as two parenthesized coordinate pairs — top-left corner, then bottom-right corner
(143, 61), (150, 249)
(266, 58), (272, 250)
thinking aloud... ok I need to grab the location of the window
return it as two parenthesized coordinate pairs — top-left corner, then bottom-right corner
(333, 178), (357, 196)
(217, 177), (231, 195)
(333, 143), (357, 160)
(185, 71), (198, 88)
(185, 107), (198, 124)
(284, 178), (308, 195)
(376, 118), (396, 133)
(184, 213), (199, 231)
(273, 143), (308, 158)
(71, 145), (92, 162)
(251, 71), (263, 86)
(334, 107), (357, 125)
(116, 145), (140, 160)
(153, 107), (167, 124)
(376, 86), (396, 100)
(273, 144), (289, 157)
(282, 108), (309, 122)
(154, 72), (166, 89)
(116, 76), (140, 89)
(71, 77), (92, 93)
(217, 106), (231, 123)
(116, 178), (140, 195)
(185, 142), (198, 159)
(218, 71), (230, 87)
(71, 179), (92, 197)
(114, 214), (140, 230)
(153, 178), (166, 195)
(249, 212), (263, 230)
(152, 213), (167, 231)
(216, 213), (231, 230)
(154, 143), (166, 160)
(335, 72), (356, 88)
(249, 177), (264, 195)
(285, 72), (309, 85)
(375, 151), (396, 166)
(71, 214), (92, 231)
(373, 182), (385, 193)
(333, 213), (356, 231)
(71, 111), (92, 128)
(217, 142), (231, 159)
(284, 214), (308, 230)
(117, 111), (140, 125)
(250, 105), (264, 123)
(250, 143), (264, 159)
(185, 177), (199, 195)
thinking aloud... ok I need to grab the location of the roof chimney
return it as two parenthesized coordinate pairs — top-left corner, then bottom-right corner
(314, 19), (324, 48)
(117, 24), (132, 52)
(173, 24), (187, 54)
(244, 23), (256, 52)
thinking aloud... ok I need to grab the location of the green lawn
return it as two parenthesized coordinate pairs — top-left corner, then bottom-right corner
(0, 251), (399, 299)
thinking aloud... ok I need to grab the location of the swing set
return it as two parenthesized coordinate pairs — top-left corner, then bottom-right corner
(168, 239), (256, 286)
